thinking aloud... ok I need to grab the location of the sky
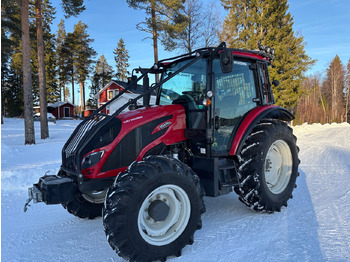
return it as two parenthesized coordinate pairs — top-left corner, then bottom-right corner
(50, 0), (350, 104)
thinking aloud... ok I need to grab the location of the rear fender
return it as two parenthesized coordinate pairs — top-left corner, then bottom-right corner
(229, 105), (294, 156)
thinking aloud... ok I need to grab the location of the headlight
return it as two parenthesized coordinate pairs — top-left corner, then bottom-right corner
(81, 150), (104, 169)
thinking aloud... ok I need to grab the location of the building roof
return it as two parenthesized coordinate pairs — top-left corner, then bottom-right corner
(47, 101), (75, 108)
(95, 80), (155, 99)
(34, 102), (75, 109)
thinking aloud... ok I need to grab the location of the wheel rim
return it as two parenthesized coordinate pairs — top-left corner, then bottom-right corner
(138, 184), (191, 246)
(82, 190), (106, 204)
(264, 140), (293, 194)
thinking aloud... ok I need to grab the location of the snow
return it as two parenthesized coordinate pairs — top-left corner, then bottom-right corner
(2, 118), (350, 261)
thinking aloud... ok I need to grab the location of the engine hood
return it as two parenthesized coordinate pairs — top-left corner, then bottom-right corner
(116, 104), (186, 142)
(81, 104), (187, 179)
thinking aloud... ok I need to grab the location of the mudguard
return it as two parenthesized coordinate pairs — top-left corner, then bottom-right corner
(229, 105), (294, 156)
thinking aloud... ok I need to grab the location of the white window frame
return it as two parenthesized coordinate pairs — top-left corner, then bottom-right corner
(107, 90), (114, 100)
(107, 89), (120, 100)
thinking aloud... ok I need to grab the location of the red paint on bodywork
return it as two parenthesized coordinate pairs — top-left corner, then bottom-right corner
(81, 104), (187, 179)
(218, 50), (269, 61)
(229, 105), (277, 156)
(232, 51), (269, 61)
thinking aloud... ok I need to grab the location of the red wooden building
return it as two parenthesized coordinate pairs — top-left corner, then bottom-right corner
(47, 102), (75, 119)
(95, 80), (132, 115)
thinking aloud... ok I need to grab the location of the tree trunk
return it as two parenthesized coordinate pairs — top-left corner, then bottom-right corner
(151, 2), (159, 83)
(346, 87), (349, 123)
(80, 81), (84, 115)
(1, 78), (4, 124)
(61, 84), (64, 101)
(83, 81), (85, 111)
(72, 73), (75, 105)
(21, 0), (35, 145)
(35, 0), (49, 139)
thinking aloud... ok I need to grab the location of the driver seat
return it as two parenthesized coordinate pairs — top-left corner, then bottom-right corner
(173, 94), (205, 129)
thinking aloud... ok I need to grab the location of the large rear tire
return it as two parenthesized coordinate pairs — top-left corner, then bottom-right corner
(103, 155), (205, 262)
(234, 120), (300, 212)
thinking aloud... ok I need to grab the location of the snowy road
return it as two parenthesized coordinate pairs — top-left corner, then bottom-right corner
(1, 119), (350, 261)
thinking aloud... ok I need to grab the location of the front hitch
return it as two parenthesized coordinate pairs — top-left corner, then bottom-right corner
(24, 175), (77, 212)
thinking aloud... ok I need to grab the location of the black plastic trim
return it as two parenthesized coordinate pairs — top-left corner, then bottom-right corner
(101, 115), (173, 172)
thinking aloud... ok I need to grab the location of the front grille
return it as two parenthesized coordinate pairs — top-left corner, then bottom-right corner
(63, 114), (108, 173)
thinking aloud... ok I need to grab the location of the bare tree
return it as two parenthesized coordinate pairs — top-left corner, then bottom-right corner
(323, 55), (346, 122)
(21, 0), (35, 144)
(178, 0), (202, 52)
(296, 74), (326, 124)
(175, 0), (221, 53)
(346, 59), (350, 123)
(202, 1), (221, 47)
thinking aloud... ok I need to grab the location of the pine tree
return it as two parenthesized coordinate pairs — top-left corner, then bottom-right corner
(56, 19), (69, 101)
(4, 72), (24, 117)
(21, 0), (35, 144)
(220, 0), (315, 110)
(95, 55), (114, 87)
(35, 0), (49, 139)
(64, 86), (70, 102)
(127, 0), (187, 82)
(113, 38), (129, 82)
(87, 73), (99, 109)
(56, 0), (86, 105)
(72, 21), (96, 112)
(40, 0), (59, 103)
(323, 55), (346, 122)
(1, 0), (21, 123)
(61, 0), (85, 18)
(2, 0), (85, 140)
(62, 32), (76, 104)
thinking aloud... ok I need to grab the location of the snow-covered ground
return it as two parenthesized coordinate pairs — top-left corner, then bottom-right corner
(1, 119), (350, 261)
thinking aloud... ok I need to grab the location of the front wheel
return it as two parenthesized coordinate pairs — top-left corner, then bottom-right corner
(235, 119), (300, 212)
(61, 190), (105, 219)
(103, 155), (205, 262)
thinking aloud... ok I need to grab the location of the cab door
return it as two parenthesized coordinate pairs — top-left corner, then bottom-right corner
(212, 58), (258, 156)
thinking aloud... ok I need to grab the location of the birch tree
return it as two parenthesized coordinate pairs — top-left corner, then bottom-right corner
(323, 55), (346, 122)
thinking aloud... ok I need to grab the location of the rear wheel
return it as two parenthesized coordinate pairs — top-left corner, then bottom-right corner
(235, 119), (300, 212)
(103, 155), (205, 262)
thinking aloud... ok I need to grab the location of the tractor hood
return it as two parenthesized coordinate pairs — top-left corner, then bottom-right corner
(79, 104), (187, 179)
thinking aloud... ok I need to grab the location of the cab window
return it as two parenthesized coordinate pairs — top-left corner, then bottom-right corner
(159, 58), (207, 105)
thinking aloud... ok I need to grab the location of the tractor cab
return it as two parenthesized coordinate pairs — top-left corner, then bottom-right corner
(156, 48), (275, 158)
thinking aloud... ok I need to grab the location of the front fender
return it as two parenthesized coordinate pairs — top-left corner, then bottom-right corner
(229, 105), (294, 156)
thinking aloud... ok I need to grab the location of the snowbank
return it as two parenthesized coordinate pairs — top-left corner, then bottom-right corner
(2, 119), (350, 261)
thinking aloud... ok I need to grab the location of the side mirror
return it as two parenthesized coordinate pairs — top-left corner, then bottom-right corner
(272, 80), (280, 87)
(220, 50), (233, 74)
(127, 75), (138, 91)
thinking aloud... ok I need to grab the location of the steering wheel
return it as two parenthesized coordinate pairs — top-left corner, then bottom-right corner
(182, 91), (204, 102)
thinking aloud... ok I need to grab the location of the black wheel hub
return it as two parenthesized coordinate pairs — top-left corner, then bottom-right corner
(148, 200), (170, 222)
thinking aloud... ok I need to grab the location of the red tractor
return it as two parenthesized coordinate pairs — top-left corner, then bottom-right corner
(25, 43), (299, 262)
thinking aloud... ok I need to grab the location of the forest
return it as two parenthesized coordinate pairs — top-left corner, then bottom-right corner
(1, 0), (350, 144)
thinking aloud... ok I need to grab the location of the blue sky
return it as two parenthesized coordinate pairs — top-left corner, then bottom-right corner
(50, 0), (350, 103)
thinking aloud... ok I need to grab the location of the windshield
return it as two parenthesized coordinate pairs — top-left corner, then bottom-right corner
(159, 58), (207, 105)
